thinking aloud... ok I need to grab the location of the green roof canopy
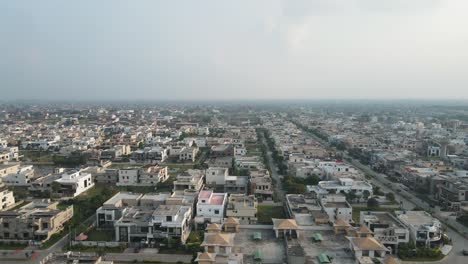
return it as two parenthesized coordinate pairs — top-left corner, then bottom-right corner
(317, 253), (331, 263)
(253, 232), (262, 240)
(254, 249), (263, 260)
(312, 233), (324, 241)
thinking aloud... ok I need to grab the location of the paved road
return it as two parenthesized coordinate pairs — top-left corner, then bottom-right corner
(293, 119), (468, 264)
(259, 131), (285, 202)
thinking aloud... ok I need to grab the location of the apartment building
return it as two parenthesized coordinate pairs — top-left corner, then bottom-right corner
(226, 194), (257, 224)
(0, 200), (73, 243)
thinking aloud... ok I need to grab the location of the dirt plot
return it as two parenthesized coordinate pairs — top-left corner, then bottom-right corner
(233, 229), (285, 264)
(298, 230), (355, 264)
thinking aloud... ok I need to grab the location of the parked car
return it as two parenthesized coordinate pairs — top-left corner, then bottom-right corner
(462, 249), (468, 256)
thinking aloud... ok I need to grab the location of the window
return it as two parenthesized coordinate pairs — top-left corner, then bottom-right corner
(166, 216), (172, 222)
(214, 210), (219, 215)
(3, 223), (8, 228)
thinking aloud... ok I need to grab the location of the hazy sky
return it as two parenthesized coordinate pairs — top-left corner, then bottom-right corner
(1, 0), (468, 101)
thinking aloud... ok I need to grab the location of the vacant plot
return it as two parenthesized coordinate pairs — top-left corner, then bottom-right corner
(86, 228), (115, 241)
(257, 205), (285, 224)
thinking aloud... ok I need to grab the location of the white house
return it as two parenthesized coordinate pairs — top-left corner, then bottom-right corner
(320, 195), (353, 223)
(2, 165), (34, 186)
(206, 167), (229, 186)
(309, 178), (373, 196)
(55, 169), (94, 197)
(195, 190), (227, 225)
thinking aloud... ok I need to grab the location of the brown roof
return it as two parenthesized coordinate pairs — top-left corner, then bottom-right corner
(348, 237), (389, 251)
(201, 233), (234, 246)
(224, 217), (240, 224)
(356, 225), (373, 234)
(384, 256), (399, 264)
(334, 219), (351, 227)
(273, 218), (299, 230)
(196, 252), (216, 261)
(206, 223), (222, 230)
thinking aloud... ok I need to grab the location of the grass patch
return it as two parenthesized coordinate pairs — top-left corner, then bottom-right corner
(66, 244), (125, 253)
(399, 255), (445, 262)
(156, 176), (176, 193)
(257, 205), (285, 224)
(86, 228), (115, 241)
(117, 186), (157, 193)
(352, 206), (396, 223)
(0, 242), (27, 250)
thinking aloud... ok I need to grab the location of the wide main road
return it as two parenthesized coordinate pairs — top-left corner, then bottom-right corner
(292, 119), (468, 263)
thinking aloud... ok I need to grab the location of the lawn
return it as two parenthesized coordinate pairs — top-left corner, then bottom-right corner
(86, 228), (115, 241)
(156, 176), (176, 193)
(352, 206), (396, 222)
(257, 205), (286, 224)
(399, 255), (445, 262)
(117, 185), (157, 193)
(0, 242), (27, 250)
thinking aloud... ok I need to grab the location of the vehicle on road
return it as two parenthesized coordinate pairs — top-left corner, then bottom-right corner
(462, 249), (468, 256)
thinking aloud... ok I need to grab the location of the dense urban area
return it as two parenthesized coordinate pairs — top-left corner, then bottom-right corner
(0, 101), (468, 264)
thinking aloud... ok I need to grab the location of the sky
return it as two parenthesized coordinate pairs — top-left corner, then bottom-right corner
(1, 0), (468, 101)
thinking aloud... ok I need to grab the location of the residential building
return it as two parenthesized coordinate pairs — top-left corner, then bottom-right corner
(360, 211), (410, 252)
(173, 170), (204, 192)
(0, 189), (15, 211)
(396, 211), (443, 247)
(117, 166), (169, 186)
(1, 165), (34, 186)
(226, 194), (257, 224)
(179, 146), (199, 162)
(0, 200), (73, 243)
(195, 190), (227, 225)
(320, 194), (353, 223)
(97, 192), (193, 244)
(308, 178), (373, 197)
(55, 169), (94, 197)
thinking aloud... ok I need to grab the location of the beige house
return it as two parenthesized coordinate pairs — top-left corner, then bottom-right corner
(0, 188), (15, 211)
(0, 200), (73, 243)
(173, 170), (204, 192)
(226, 194), (257, 224)
(223, 217), (240, 233)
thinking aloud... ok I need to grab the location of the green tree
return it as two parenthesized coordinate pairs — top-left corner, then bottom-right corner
(386, 192), (395, 202)
(367, 197), (380, 208)
(345, 192), (357, 203)
(362, 190), (371, 201)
